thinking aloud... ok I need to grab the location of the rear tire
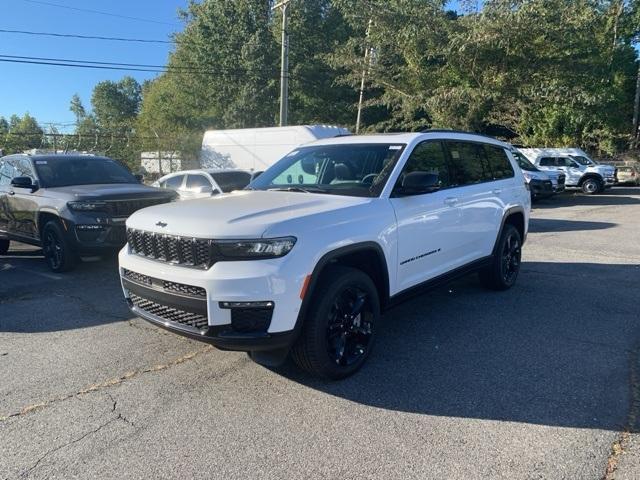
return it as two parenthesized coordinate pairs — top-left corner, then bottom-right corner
(42, 220), (77, 272)
(480, 224), (522, 291)
(292, 266), (379, 380)
(0, 239), (9, 255)
(581, 177), (601, 195)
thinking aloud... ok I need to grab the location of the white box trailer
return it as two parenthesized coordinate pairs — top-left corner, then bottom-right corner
(200, 125), (350, 172)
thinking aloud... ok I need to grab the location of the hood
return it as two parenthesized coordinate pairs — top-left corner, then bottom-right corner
(524, 169), (550, 181)
(587, 165), (615, 175)
(126, 190), (370, 238)
(45, 183), (176, 201)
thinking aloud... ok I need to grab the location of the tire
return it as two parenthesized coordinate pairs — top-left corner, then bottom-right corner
(0, 239), (9, 255)
(581, 177), (601, 195)
(292, 266), (380, 380)
(42, 220), (77, 272)
(480, 224), (522, 291)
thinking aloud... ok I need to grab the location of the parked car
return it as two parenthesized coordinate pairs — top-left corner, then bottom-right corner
(616, 165), (640, 186)
(0, 153), (176, 272)
(520, 148), (616, 194)
(152, 169), (252, 200)
(119, 131), (530, 379)
(512, 150), (564, 200)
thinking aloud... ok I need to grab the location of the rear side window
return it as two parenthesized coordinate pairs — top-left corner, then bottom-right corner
(185, 174), (211, 191)
(445, 141), (490, 186)
(539, 157), (555, 167)
(484, 146), (514, 180)
(398, 141), (450, 189)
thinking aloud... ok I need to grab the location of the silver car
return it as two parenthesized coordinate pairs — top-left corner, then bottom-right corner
(153, 169), (252, 200)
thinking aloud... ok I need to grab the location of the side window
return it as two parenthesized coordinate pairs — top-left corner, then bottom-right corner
(539, 157), (555, 167)
(0, 159), (16, 186)
(397, 141), (450, 189)
(558, 157), (576, 167)
(484, 146), (514, 180)
(445, 141), (490, 186)
(15, 159), (36, 181)
(185, 174), (212, 191)
(164, 175), (184, 190)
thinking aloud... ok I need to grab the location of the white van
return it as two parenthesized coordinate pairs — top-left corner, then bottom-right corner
(200, 125), (350, 173)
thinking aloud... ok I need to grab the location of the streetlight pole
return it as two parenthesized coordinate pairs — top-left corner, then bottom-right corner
(273, 0), (292, 127)
(355, 19), (373, 135)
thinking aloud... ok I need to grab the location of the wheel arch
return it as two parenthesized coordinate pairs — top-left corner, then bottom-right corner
(577, 173), (603, 186)
(293, 242), (390, 339)
(492, 207), (526, 256)
(37, 209), (65, 240)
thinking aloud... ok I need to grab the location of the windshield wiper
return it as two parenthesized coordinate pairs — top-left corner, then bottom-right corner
(267, 186), (329, 194)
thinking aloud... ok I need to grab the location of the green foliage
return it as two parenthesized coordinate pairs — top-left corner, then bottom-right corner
(0, 113), (44, 154)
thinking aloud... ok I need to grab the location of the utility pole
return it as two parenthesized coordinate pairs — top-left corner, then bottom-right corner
(355, 19), (373, 135)
(633, 61), (640, 148)
(273, 0), (292, 127)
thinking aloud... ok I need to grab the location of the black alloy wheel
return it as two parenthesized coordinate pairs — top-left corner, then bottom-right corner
(500, 230), (521, 286)
(42, 221), (76, 272)
(326, 286), (374, 367)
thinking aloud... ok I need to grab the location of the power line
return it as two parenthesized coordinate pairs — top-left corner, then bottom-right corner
(20, 0), (179, 26)
(0, 54), (205, 71)
(0, 28), (172, 44)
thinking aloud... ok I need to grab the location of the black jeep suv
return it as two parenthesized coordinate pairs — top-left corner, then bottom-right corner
(0, 153), (176, 272)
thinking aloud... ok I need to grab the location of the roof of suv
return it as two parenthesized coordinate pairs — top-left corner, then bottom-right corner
(308, 131), (508, 148)
(2, 153), (104, 161)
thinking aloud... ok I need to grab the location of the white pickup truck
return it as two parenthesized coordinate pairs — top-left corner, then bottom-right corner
(519, 148), (616, 195)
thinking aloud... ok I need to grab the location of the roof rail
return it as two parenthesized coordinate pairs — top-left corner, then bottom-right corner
(419, 128), (499, 141)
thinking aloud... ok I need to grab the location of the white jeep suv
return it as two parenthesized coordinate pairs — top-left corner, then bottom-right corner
(119, 131), (530, 379)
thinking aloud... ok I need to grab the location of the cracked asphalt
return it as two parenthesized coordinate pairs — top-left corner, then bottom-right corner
(1, 187), (640, 479)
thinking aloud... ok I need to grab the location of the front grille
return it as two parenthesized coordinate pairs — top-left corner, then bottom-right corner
(163, 280), (206, 298)
(122, 268), (152, 286)
(108, 198), (171, 217)
(130, 293), (208, 330)
(122, 269), (206, 298)
(231, 308), (273, 333)
(126, 228), (213, 269)
(106, 226), (127, 244)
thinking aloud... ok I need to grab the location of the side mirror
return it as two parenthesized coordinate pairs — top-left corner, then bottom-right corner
(397, 172), (441, 195)
(11, 176), (37, 191)
(134, 174), (144, 183)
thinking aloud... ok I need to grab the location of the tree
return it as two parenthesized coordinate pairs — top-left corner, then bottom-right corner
(69, 94), (86, 124)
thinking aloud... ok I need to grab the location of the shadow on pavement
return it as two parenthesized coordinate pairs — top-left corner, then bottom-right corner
(528, 218), (616, 233)
(274, 261), (640, 431)
(534, 187), (640, 208)
(0, 251), (131, 333)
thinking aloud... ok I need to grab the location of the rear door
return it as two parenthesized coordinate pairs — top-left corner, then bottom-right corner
(390, 140), (464, 290)
(7, 158), (40, 239)
(0, 158), (16, 233)
(443, 141), (507, 260)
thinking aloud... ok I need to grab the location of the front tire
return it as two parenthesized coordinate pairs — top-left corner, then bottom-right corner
(292, 266), (379, 380)
(0, 239), (9, 255)
(480, 224), (522, 291)
(581, 177), (601, 195)
(42, 220), (77, 272)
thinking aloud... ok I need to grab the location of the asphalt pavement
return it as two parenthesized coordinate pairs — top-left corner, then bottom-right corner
(1, 187), (640, 479)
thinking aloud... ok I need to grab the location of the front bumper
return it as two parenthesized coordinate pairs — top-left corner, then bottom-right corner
(529, 179), (554, 198)
(118, 248), (306, 351)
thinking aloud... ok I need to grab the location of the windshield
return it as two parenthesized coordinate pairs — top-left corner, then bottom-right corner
(513, 152), (539, 172)
(571, 155), (596, 166)
(249, 144), (405, 197)
(34, 156), (137, 187)
(210, 171), (251, 192)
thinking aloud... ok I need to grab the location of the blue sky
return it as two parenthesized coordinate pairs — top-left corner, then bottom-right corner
(0, 0), (187, 131)
(1, 0), (462, 131)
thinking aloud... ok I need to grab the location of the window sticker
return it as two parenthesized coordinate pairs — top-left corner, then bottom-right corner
(450, 150), (460, 159)
(35, 160), (48, 164)
(388, 145), (402, 150)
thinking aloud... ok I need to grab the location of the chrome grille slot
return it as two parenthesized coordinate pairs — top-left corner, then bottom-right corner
(126, 228), (214, 269)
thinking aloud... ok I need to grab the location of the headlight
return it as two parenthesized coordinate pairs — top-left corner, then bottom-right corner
(216, 237), (296, 259)
(67, 201), (108, 211)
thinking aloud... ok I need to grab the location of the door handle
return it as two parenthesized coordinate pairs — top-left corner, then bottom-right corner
(492, 189), (502, 195)
(444, 197), (458, 206)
